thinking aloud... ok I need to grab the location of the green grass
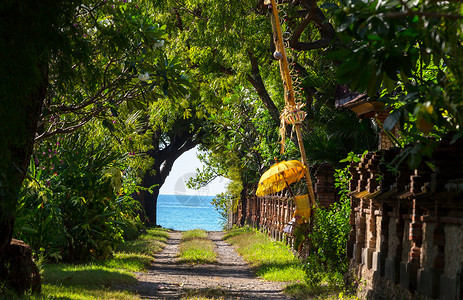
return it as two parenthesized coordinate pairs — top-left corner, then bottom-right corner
(224, 227), (357, 299)
(6, 228), (170, 300)
(100, 228), (170, 272)
(181, 229), (208, 241)
(43, 264), (137, 287)
(224, 227), (305, 282)
(41, 284), (139, 299)
(284, 281), (358, 300)
(178, 229), (217, 264)
(116, 228), (170, 258)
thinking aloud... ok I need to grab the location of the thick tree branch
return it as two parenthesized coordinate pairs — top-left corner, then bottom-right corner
(289, 1), (336, 51)
(246, 52), (280, 124)
(159, 137), (199, 182)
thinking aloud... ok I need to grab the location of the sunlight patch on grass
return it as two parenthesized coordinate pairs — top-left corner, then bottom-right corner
(40, 284), (139, 299)
(101, 228), (170, 272)
(258, 265), (307, 282)
(224, 227), (305, 283)
(43, 264), (137, 287)
(178, 230), (217, 264)
(224, 227), (357, 299)
(284, 282), (358, 300)
(102, 252), (153, 272)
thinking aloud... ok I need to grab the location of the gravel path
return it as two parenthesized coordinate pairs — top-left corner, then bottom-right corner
(128, 231), (291, 299)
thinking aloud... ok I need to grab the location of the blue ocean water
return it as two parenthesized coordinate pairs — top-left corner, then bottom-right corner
(156, 194), (224, 231)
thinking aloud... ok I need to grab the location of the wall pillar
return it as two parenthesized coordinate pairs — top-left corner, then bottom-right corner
(314, 163), (338, 208)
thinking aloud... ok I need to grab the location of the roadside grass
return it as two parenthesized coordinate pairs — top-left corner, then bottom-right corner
(38, 264), (139, 300)
(224, 227), (305, 282)
(8, 228), (170, 299)
(102, 228), (170, 271)
(224, 226), (357, 300)
(178, 229), (217, 264)
(284, 279), (358, 300)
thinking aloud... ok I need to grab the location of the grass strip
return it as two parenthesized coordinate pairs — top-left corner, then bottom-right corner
(224, 227), (305, 282)
(182, 228), (208, 241)
(18, 228), (170, 300)
(178, 229), (217, 264)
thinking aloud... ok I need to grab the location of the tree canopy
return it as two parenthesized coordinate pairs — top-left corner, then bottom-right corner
(2, 0), (462, 293)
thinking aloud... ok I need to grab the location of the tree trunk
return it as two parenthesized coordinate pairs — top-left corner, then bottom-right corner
(138, 126), (201, 226)
(0, 65), (46, 293)
(140, 166), (162, 226)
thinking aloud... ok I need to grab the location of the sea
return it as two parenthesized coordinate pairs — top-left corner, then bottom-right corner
(156, 194), (224, 231)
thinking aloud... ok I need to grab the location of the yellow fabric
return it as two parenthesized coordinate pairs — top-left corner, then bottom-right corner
(294, 194), (311, 219)
(256, 160), (306, 196)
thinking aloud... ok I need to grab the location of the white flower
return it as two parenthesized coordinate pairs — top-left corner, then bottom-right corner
(154, 40), (165, 48)
(87, 27), (97, 37)
(138, 72), (150, 82)
(99, 18), (113, 27)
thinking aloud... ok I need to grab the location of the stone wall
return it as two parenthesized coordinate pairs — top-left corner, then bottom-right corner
(314, 163), (339, 208)
(347, 138), (463, 299)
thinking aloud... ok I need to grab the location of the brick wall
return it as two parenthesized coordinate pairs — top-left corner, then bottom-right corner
(347, 138), (463, 299)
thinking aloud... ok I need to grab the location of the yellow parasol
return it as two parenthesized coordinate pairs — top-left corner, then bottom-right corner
(256, 160), (305, 197)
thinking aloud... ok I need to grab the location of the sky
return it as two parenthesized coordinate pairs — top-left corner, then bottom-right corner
(159, 147), (230, 196)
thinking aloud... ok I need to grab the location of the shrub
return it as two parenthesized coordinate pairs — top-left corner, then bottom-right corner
(304, 164), (351, 281)
(14, 131), (142, 262)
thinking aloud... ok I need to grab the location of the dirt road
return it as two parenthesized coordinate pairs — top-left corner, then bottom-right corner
(129, 231), (291, 299)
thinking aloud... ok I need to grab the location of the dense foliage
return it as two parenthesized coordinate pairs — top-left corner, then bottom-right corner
(15, 128), (144, 262)
(330, 0), (463, 167)
(6, 0), (193, 267)
(167, 0), (379, 201)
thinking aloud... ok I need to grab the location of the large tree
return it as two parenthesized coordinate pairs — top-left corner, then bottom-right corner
(139, 118), (207, 225)
(0, 0), (189, 292)
(0, 0), (80, 290)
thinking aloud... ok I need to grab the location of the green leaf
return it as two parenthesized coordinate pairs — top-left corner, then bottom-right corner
(338, 16), (355, 32)
(382, 74), (396, 93)
(102, 119), (116, 132)
(132, 100), (147, 110)
(20, 226), (38, 234)
(336, 60), (360, 81)
(110, 107), (118, 118)
(384, 110), (401, 131)
(325, 49), (351, 60)
(320, 3), (338, 9)
(367, 72), (383, 97)
(367, 34), (382, 41)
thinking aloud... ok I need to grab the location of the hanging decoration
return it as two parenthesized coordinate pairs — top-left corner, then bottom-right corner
(279, 102), (307, 153)
(261, 0), (316, 209)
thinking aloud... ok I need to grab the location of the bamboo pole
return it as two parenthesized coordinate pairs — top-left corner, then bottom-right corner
(269, 0), (295, 106)
(269, 0), (316, 208)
